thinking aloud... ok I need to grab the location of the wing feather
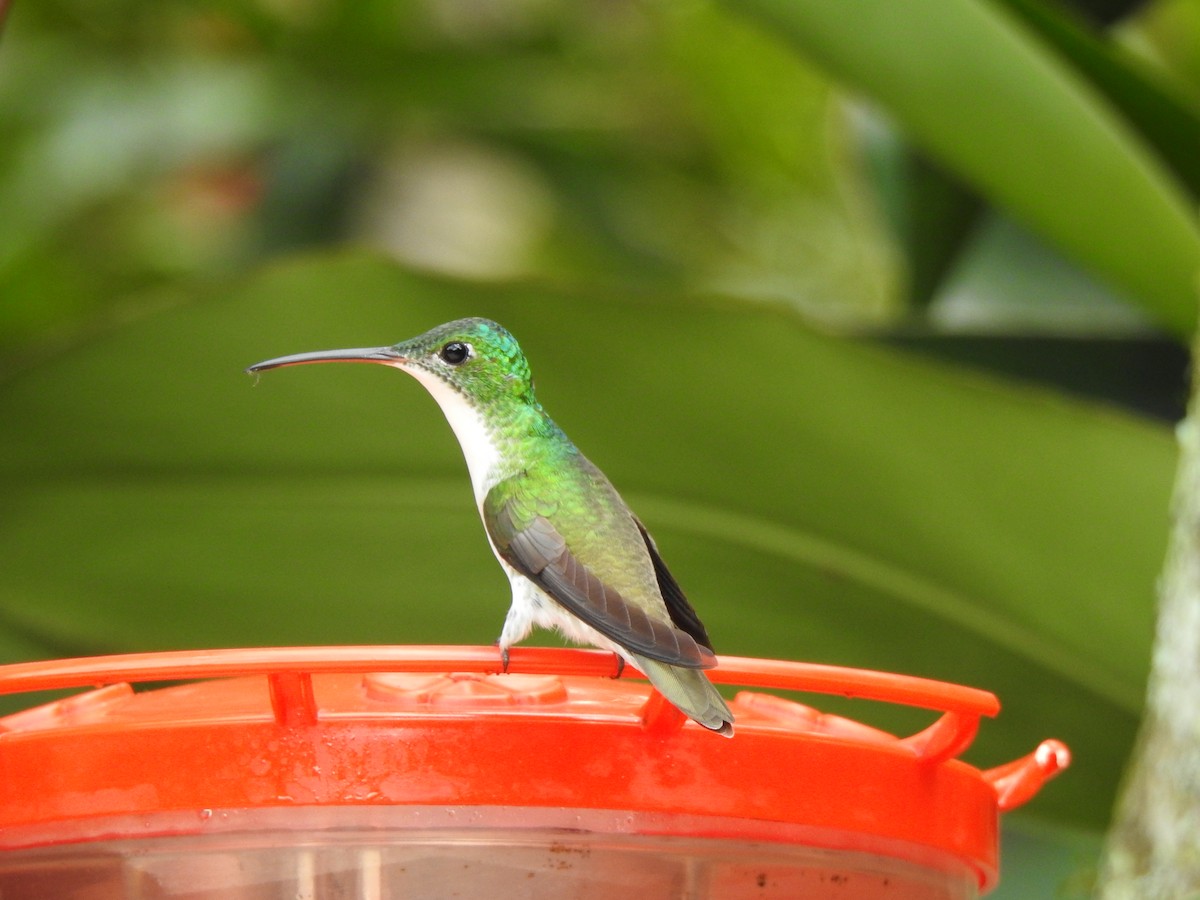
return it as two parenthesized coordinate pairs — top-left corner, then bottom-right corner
(633, 516), (715, 652)
(485, 482), (714, 669)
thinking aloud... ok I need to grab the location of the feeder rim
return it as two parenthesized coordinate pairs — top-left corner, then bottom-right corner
(0, 645), (1000, 717)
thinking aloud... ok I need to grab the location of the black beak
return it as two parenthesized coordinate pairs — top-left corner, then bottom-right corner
(246, 346), (405, 374)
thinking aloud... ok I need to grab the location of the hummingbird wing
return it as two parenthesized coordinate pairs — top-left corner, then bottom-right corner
(484, 476), (716, 670)
(631, 515), (715, 653)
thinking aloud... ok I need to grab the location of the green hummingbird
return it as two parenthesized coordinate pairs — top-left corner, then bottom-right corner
(247, 317), (733, 736)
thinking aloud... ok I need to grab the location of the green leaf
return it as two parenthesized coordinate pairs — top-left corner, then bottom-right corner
(0, 254), (1174, 830)
(728, 0), (1200, 335)
(999, 0), (1200, 198)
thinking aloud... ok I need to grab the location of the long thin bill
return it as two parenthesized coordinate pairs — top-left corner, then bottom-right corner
(245, 346), (404, 374)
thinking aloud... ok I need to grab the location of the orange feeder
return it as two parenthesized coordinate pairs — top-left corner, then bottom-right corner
(0, 646), (1067, 898)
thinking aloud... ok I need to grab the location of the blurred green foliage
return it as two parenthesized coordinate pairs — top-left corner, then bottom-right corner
(2, 0), (1200, 894)
(6, 0), (1195, 364)
(0, 0), (903, 362)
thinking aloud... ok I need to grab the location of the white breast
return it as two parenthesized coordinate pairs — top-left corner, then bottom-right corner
(395, 363), (503, 503)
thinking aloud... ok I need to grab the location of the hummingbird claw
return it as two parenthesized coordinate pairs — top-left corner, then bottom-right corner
(499, 646), (511, 673)
(612, 654), (625, 679)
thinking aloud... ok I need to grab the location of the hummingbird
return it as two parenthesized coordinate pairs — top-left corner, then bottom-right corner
(247, 317), (734, 736)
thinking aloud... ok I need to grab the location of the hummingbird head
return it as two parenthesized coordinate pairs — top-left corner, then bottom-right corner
(247, 317), (538, 411)
(388, 317), (537, 409)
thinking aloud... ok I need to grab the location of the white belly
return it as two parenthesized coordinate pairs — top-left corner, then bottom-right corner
(495, 558), (628, 659)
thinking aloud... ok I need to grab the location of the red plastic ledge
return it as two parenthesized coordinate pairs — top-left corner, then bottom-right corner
(0, 646), (1069, 840)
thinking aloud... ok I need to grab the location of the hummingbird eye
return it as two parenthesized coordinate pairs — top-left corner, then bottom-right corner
(439, 341), (472, 366)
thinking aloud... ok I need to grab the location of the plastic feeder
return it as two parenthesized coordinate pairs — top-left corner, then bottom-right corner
(0, 646), (1067, 898)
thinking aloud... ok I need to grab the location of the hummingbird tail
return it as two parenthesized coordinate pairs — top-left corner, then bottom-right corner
(631, 654), (734, 737)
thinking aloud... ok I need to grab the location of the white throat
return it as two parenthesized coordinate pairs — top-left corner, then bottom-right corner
(396, 363), (503, 503)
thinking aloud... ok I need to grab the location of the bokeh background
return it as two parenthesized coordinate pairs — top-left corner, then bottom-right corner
(3, 0), (1199, 894)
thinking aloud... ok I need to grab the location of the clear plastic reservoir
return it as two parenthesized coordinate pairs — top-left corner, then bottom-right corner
(0, 814), (977, 900)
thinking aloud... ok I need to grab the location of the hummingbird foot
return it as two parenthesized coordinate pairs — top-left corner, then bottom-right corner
(498, 644), (511, 673)
(612, 654), (626, 679)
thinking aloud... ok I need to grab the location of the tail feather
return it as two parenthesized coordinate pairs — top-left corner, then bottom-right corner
(632, 653), (734, 737)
